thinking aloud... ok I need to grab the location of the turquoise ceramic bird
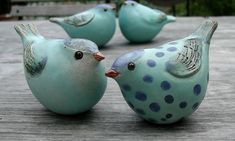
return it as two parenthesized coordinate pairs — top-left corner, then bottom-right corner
(119, 0), (176, 43)
(106, 19), (218, 124)
(49, 4), (116, 47)
(15, 24), (107, 115)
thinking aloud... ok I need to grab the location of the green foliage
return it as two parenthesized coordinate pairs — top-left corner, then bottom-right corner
(176, 0), (235, 16)
(79, 0), (235, 16)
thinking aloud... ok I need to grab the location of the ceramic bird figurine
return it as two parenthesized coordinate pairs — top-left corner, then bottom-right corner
(15, 24), (107, 115)
(119, 0), (176, 43)
(49, 4), (116, 47)
(106, 19), (218, 124)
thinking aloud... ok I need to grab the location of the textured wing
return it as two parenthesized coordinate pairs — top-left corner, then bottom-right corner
(166, 38), (203, 78)
(64, 13), (95, 27)
(153, 9), (167, 22)
(142, 9), (167, 24)
(24, 42), (47, 77)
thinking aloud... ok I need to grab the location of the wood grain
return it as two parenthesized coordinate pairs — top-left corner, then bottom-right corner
(0, 17), (234, 140)
(10, 3), (97, 17)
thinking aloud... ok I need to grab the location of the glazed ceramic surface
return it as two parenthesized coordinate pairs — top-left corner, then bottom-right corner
(49, 4), (116, 47)
(15, 24), (107, 115)
(119, 1), (176, 43)
(106, 19), (218, 124)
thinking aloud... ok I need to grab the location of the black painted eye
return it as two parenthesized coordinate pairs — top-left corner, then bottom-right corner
(127, 62), (135, 71)
(104, 9), (108, 12)
(74, 51), (83, 60)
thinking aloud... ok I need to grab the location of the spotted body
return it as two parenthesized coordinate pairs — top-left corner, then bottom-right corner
(15, 24), (107, 115)
(49, 4), (116, 47)
(106, 19), (218, 124)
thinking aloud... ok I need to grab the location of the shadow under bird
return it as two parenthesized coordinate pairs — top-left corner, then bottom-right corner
(106, 19), (218, 124)
(15, 24), (107, 115)
(49, 4), (116, 48)
(119, 0), (176, 43)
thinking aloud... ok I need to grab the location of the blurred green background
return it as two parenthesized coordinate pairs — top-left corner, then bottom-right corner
(175, 0), (235, 16)
(0, 0), (235, 21)
(67, 0), (235, 16)
(57, 0), (235, 16)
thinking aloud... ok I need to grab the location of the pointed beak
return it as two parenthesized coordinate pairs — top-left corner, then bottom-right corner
(105, 69), (119, 78)
(93, 52), (105, 61)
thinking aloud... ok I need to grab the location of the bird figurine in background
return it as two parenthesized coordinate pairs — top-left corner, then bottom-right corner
(119, 0), (176, 43)
(15, 24), (107, 115)
(106, 19), (218, 124)
(49, 4), (116, 47)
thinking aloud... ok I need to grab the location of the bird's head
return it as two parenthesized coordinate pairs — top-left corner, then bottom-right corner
(92, 4), (116, 15)
(123, 0), (138, 7)
(105, 50), (144, 80)
(63, 39), (105, 64)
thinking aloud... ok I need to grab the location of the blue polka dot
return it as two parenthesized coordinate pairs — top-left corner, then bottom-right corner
(147, 59), (156, 67)
(135, 108), (145, 115)
(149, 102), (160, 112)
(166, 113), (172, 119)
(192, 102), (199, 110)
(169, 42), (178, 45)
(164, 95), (174, 104)
(194, 84), (201, 96)
(135, 91), (147, 101)
(155, 52), (164, 57)
(167, 47), (177, 52)
(127, 101), (134, 109)
(161, 81), (171, 90)
(179, 101), (187, 108)
(143, 75), (153, 83)
(122, 84), (131, 91)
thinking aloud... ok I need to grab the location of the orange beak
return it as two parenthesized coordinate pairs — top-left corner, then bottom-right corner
(93, 52), (105, 61)
(105, 69), (119, 78)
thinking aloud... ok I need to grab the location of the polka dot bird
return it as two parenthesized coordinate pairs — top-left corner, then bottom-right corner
(106, 19), (218, 124)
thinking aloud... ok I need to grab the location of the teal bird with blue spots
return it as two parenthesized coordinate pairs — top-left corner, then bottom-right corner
(119, 0), (176, 43)
(15, 24), (107, 115)
(49, 4), (116, 47)
(106, 19), (218, 124)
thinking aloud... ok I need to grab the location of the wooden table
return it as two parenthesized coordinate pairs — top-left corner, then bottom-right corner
(0, 17), (234, 140)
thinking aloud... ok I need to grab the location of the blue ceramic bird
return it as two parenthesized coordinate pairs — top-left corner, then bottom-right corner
(119, 0), (176, 43)
(106, 19), (218, 124)
(49, 4), (116, 47)
(15, 24), (107, 115)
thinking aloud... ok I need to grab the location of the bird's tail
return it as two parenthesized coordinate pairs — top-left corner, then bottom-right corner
(14, 24), (44, 44)
(166, 15), (176, 23)
(191, 18), (218, 44)
(49, 17), (63, 24)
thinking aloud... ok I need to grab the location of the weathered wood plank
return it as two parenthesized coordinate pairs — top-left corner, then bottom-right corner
(10, 3), (97, 17)
(0, 17), (235, 140)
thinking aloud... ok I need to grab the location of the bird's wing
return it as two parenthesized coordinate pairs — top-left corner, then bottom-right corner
(166, 38), (203, 78)
(64, 13), (95, 27)
(24, 42), (47, 77)
(142, 9), (167, 24)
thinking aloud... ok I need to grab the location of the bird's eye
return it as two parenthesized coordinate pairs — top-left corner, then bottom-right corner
(74, 51), (83, 60)
(127, 62), (135, 71)
(104, 9), (108, 12)
(131, 3), (135, 6)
